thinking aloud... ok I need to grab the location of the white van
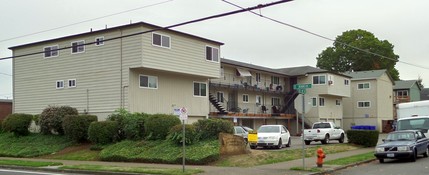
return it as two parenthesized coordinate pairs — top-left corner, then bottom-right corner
(397, 116), (429, 137)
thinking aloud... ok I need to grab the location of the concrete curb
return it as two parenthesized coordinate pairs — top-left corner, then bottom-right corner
(0, 165), (147, 175)
(309, 158), (377, 175)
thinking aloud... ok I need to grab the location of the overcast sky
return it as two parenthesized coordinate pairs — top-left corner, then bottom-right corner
(1, 0), (429, 99)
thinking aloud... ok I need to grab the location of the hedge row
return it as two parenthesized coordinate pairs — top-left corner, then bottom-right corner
(40, 106), (78, 135)
(346, 130), (379, 147)
(62, 115), (98, 142)
(2, 114), (33, 136)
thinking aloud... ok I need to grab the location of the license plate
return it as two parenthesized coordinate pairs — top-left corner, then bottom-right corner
(387, 153), (394, 158)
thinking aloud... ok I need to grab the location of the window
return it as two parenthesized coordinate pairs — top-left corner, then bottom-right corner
(95, 37), (104, 46)
(44, 45), (59, 58)
(357, 83), (370, 89)
(319, 97), (325, 107)
(312, 98), (317, 107)
(139, 75), (158, 89)
(271, 76), (280, 85)
(256, 95), (262, 105)
(313, 75), (326, 85)
(336, 99), (341, 106)
(56, 80), (64, 89)
(71, 40), (85, 53)
(206, 46), (219, 62)
(397, 90), (409, 98)
(272, 97), (280, 106)
(243, 94), (249, 103)
(358, 101), (371, 108)
(68, 79), (76, 88)
(152, 33), (170, 48)
(217, 92), (224, 103)
(256, 73), (261, 83)
(344, 79), (350, 86)
(193, 82), (207, 96)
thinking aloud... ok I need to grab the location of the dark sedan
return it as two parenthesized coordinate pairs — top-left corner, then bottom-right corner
(374, 130), (429, 163)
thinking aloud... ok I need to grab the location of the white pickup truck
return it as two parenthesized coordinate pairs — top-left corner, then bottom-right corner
(303, 122), (345, 145)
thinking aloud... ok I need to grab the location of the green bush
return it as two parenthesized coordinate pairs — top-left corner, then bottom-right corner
(62, 115), (98, 142)
(346, 130), (379, 147)
(107, 109), (149, 140)
(0, 119), (3, 133)
(88, 121), (119, 145)
(2, 113), (33, 136)
(167, 124), (197, 145)
(193, 119), (234, 140)
(40, 106), (78, 135)
(33, 114), (40, 126)
(145, 114), (181, 140)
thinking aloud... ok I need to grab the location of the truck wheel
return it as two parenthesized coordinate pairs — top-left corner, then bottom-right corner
(286, 138), (291, 147)
(305, 141), (311, 145)
(339, 134), (345, 143)
(321, 135), (330, 144)
(277, 139), (283, 149)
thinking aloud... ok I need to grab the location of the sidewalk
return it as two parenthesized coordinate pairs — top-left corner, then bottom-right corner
(0, 147), (375, 175)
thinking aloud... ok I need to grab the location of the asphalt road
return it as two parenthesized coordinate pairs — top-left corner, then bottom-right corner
(0, 169), (86, 175)
(333, 155), (429, 175)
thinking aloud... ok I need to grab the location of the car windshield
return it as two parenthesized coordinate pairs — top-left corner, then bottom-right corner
(386, 132), (415, 141)
(258, 126), (280, 133)
(242, 126), (253, 132)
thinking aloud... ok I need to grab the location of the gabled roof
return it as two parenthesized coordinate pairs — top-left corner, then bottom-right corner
(276, 66), (328, 76)
(9, 21), (223, 50)
(343, 69), (394, 84)
(394, 80), (421, 90)
(221, 58), (288, 76)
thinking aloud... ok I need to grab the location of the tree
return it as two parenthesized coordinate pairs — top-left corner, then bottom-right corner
(316, 29), (400, 80)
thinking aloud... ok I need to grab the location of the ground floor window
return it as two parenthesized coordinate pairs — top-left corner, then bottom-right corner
(193, 82), (207, 96)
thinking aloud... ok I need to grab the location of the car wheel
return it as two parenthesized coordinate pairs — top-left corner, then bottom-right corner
(321, 135), (330, 144)
(379, 159), (384, 163)
(286, 138), (291, 147)
(277, 139), (283, 149)
(410, 149), (417, 162)
(423, 147), (429, 158)
(339, 134), (345, 143)
(305, 141), (311, 145)
(250, 145), (256, 149)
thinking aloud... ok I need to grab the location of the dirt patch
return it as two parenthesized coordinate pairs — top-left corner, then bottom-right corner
(40, 143), (92, 158)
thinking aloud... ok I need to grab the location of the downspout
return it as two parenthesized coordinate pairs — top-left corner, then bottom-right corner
(120, 29), (123, 108)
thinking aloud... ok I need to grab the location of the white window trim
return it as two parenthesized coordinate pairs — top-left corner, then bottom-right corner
(152, 32), (171, 49)
(43, 45), (59, 58)
(255, 73), (261, 83)
(271, 76), (280, 85)
(139, 74), (158, 89)
(311, 97), (317, 107)
(319, 97), (325, 107)
(243, 94), (249, 103)
(68, 79), (76, 88)
(336, 99), (341, 106)
(312, 74), (327, 85)
(217, 91), (224, 103)
(344, 79), (350, 86)
(193, 81), (207, 97)
(357, 101), (371, 108)
(397, 90), (409, 97)
(357, 82), (371, 90)
(205, 45), (219, 62)
(95, 36), (104, 46)
(256, 95), (262, 105)
(71, 40), (85, 54)
(56, 80), (64, 89)
(272, 97), (280, 106)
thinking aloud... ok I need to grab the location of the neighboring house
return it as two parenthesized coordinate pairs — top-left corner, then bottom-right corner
(421, 88), (429, 100)
(9, 22), (223, 123)
(342, 70), (394, 132)
(393, 80), (422, 103)
(0, 99), (12, 120)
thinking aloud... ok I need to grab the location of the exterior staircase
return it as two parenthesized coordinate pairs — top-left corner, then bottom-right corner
(281, 90), (299, 114)
(209, 93), (228, 114)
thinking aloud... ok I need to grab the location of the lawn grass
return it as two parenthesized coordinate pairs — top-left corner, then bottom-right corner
(0, 159), (63, 167)
(0, 133), (73, 157)
(46, 149), (100, 161)
(60, 164), (203, 175)
(324, 152), (375, 165)
(214, 144), (362, 167)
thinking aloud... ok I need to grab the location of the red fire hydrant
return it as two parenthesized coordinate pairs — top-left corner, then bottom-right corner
(316, 148), (326, 167)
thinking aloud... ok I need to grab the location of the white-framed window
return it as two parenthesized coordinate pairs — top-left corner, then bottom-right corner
(358, 101), (371, 108)
(357, 82), (370, 90)
(68, 79), (76, 88)
(336, 99), (341, 106)
(271, 76), (280, 85)
(56, 80), (64, 89)
(256, 95), (262, 105)
(344, 79), (350, 86)
(319, 97), (325, 107)
(217, 91), (224, 103)
(313, 75), (326, 85)
(397, 90), (409, 98)
(193, 82), (207, 97)
(71, 40), (85, 53)
(139, 75), (158, 89)
(43, 45), (59, 58)
(256, 73), (261, 83)
(206, 46), (219, 62)
(311, 98), (317, 107)
(272, 97), (280, 106)
(243, 94), (249, 103)
(152, 33), (170, 48)
(95, 37), (104, 46)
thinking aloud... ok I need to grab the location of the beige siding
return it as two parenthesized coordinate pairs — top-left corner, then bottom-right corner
(376, 73), (394, 120)
(297, 73), (350, 97)
(128, 68), (209, 117)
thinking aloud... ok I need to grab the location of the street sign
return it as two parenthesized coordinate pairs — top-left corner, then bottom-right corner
(298, 89), (306, 94)
(293, 84), (312, 89)
(179, 107), (188, 120)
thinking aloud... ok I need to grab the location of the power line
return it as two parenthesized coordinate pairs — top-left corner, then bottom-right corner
(0, 0), (293, 61)
(222, 0), (429, 71)
(0, 0), (174, 43)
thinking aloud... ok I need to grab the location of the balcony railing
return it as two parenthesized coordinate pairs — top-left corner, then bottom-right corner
(394, 96), (410, 103)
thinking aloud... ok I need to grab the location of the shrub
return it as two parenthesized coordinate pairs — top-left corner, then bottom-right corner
(107, 109), (149, 140)
(346, 130), (379, 147)
(0, 119), (3, 133)
(62, 115), (98, 142)
(145, 114), (181, 140)
(40, 106), (78, 135)
(168, 124), (197, 145)
(32, 114), (40, 126)
(2, 113), (33, 136)
(193, 119), (234, 140)
(88, 121), (119, 145)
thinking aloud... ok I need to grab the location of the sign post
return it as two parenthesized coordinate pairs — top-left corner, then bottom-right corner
(293, 84), (312, 170)
(179, 107), (188, 173)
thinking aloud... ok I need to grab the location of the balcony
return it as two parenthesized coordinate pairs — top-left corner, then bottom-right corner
(394, 96), (410, 104)
(209, 101), (296, 119)
(209, 112), (296, 119)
